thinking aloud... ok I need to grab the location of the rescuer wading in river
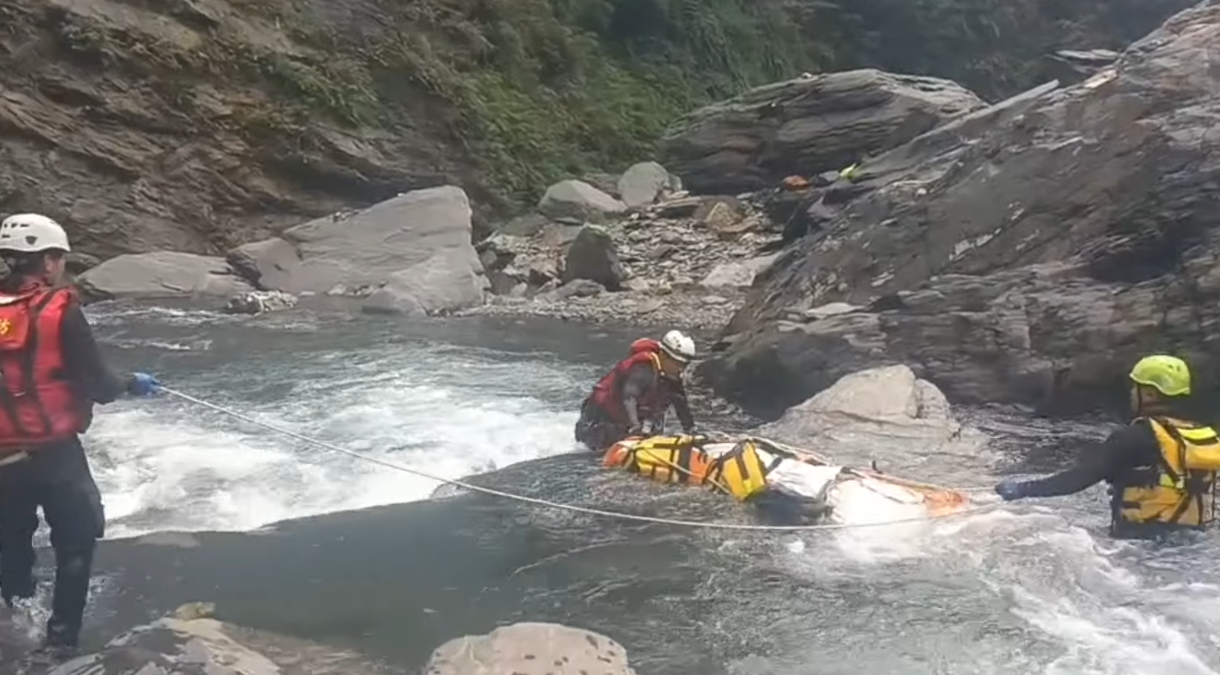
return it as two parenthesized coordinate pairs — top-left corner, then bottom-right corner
(0, 214), (160, 654)
(994, 355), (1220, 539)
(574, 330), (698, 452)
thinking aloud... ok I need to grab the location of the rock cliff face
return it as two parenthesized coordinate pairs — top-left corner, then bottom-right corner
(660, 70), (985, 195)
(0, 0), (1196, 268)
(0, 0), (477, 261)
(700, 1), (1220, 417)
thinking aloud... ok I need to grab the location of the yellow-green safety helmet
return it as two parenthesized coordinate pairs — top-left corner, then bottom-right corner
(1129, 354), (1192, 397)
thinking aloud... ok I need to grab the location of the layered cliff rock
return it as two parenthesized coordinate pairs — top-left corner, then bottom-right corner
(0, 0), (1195, 268)
(700, 1), (1220, 417)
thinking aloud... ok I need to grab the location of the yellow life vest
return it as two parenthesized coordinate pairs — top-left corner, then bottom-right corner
(601, 436), (776, 501)
(1114, 417), (1220, 531)
(707, 439), (773, 502)
(602, 435), (715, 487)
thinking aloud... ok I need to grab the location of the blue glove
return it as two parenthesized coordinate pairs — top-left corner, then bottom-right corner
(127, 372), (161, 397)
(994, 479), (1027, 502)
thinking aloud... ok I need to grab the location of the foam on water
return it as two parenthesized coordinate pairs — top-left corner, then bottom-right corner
(84, 308), (592, 538)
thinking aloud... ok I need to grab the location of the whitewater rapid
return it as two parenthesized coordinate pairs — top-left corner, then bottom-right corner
(62, 302), (1220, 675)
(84, 303), (596, 537)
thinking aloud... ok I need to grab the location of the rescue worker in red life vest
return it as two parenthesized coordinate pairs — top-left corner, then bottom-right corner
(994, 355), (1220, 539)
(0, 213), (161, 655)
(574, 330), (698, 452)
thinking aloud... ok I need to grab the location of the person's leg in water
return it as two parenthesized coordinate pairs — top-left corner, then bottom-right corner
(0, 458), (41, 607)
(574, 399), (628, 453)
(33, 439), (105, 651)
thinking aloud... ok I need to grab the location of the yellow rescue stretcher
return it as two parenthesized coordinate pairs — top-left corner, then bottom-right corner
(602, 434), (970, 522)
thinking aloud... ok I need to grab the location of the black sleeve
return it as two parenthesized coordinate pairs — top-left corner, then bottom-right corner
(59, 302), (125, 405)
(619, 363), (656, 429)
(671, 382), (695, 431)
(1018, 422), (1159, 498)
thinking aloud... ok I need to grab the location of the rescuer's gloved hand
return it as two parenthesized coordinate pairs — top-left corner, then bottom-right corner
(127, 372), (162, 397)
(994, 479), (1028, 502)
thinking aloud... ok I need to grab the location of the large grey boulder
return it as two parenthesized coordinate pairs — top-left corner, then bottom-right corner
(77, 251), (253, 301)
(426, 622), (637, 675)
(702, 3), (1220, 415)
(759, 365), (988, 477)
(226, 186), (487, 316)
(537, 180), (627, 223)
(561, 225), (625, 291)
(617, 161), (673, 208)
(659, 69), (985, 194)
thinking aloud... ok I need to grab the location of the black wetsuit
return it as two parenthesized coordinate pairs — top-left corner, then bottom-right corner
(575, 363), (695, 452)
(0, 299), (125, 648)
(1015, 422), (1159, 498)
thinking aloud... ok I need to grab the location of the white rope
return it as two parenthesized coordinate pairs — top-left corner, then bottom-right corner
(159, 387), (1004, 532)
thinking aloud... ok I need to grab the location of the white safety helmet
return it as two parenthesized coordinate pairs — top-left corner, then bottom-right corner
(659, 329), (696, 363)
(0, 213), (71, 253)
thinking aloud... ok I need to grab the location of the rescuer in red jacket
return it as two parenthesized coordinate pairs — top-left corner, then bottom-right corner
(574, 330), (698, 451)
(0, 213), (160, 656)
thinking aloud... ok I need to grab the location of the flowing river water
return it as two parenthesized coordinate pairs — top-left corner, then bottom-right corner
(6, 301), (1219, 675)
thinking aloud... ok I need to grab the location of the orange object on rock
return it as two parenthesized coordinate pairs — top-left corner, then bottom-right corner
(782, 175), (810, 190)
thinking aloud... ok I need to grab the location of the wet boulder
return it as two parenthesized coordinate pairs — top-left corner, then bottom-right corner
(45, 606), (385, 675)
(702, 3), (1220, 415)
(659, 69), (985, 194)
(225, 186), (488, 316)
(758, 364), (988, 476)
(426, 622), (638, 675)
(77, 251), (253, 302)
(224, 290), (297, 315)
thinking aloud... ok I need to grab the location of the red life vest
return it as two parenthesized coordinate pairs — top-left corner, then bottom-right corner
(588, 339), (671, 425)
(0, 284), (85, 450)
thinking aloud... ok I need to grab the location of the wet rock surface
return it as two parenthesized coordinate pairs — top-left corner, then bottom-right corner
(426, 622), (638, 675)
(21, 609), (638, 675)
(759, 364), (990, 478)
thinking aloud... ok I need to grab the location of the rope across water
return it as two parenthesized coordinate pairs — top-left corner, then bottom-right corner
(159, 386), (1004, 532)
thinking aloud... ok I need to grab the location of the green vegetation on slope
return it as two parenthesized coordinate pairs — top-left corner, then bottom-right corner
(42, 0), (1194, 213)
(291, 0), (1189, 207)
(346, 0), (833, 205)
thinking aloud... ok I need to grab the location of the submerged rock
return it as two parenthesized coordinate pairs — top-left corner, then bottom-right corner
(45, 610), (387, 675)
(77, 251), (253, 302)
(426, 622), (638, 675)
(660, 69), (985, 194)
(224, 290), (297, 315)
